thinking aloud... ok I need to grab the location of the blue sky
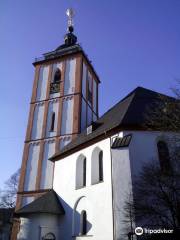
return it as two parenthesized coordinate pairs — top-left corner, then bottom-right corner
(0, 0), (180, 188)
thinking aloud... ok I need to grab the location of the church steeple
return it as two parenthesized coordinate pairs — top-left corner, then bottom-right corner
(15, 8), (99, 213)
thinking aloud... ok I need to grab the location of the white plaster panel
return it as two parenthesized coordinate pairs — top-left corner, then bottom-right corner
(46, 100), (59, 138)
(64, 58), (76, 95)
(36, 66), (49, 101)
(53, 138), (114, 240)
(21, 196), (34, 208)
(61, 97), (74, 135)
(59, 136), (72, 150)
(111, 147), (133, 240)
(40, 140), (55, 189)
(17, 214), (61, 240)
(87, 105), (92, 126)
(82, 62), (87, 98)
(110, 130), (180, 239)
(31, 103), (45, 140)
(93, 79), (97, 113)
(24, 143), (40, 191)
(50, 62), (62, 98)
(81, 99), (87, 131)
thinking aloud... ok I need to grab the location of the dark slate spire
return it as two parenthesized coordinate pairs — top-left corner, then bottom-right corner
(64, 25), (77, 46)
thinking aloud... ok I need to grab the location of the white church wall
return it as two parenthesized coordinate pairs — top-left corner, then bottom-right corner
(61, 96), (74, 135)
(46, 100), (59, 138)
(64, 58), (76, 95)
(17, 214), (61, 240)
(36, 65), (49, 101)
(31, 103), (45, 140)
(24, 143), (40, 191)
(53, 138), (114, 240)
(50, 62), (62, 98)
(40, 140), (55, 189)
(111, 139), (133, 240)
(111, 130), (179, 240)
(126, 131), (173, 177)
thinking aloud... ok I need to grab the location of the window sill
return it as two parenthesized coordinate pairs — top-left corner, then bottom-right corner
(75, 186), (86, 190)
(72, 235), (93, 238)
(91, 180), (104, 186)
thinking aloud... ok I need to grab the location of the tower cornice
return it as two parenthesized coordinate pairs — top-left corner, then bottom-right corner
(33, 45), (100, 84)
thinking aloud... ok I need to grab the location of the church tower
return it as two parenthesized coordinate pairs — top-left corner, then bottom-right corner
(16, 9), (100, 210)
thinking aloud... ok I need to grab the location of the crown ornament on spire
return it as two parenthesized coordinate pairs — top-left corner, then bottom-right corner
(64, 8), (77, 45)
(66, 8), (75, 33)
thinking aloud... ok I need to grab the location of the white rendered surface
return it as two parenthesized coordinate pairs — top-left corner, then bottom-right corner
(61, 97), (74, 135)
(31, 103), (45, 140)
(64, 58), (76, 95)
(40, 140), (55, 189)
(24, 143), (40, 191)
(17, 214), (60, 240)
(54, 138), (114, 240)
(36, 66), (49, 101)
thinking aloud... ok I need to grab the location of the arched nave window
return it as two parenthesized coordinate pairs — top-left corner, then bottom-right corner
(157, 140), (171, 173)
(91, 147), (103, 184)
(72, 196), (92, 236)
(53, 68), (61, 83)
(80, 210), (87, 235)
(76, 154), (86, 189)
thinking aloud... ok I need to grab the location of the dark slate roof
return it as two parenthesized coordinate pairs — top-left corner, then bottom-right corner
(50, 86), (173, 161)
(15, 190), (65, 216)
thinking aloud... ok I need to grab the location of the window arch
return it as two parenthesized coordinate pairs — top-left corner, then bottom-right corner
(157, 140), (171, 173)
(80, 210), (87, 235)
(91, 147), (103, 184)
(53, 68), (61, 83)
(43, 232), (56, 240)
(50, 112), (55, 132)
(76, 154), (86, 189)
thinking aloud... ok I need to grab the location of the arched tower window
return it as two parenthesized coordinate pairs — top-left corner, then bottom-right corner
(50, 112), (55, 132)
(54, 68), (61, 83)
(80, 210), (87, 235)
(76, 154), (86, 189)
(157, 140), (171, 173)
(91, 147), (103, 184)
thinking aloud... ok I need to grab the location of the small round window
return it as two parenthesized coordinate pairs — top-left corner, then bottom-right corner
(43, 232), (56, 240)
